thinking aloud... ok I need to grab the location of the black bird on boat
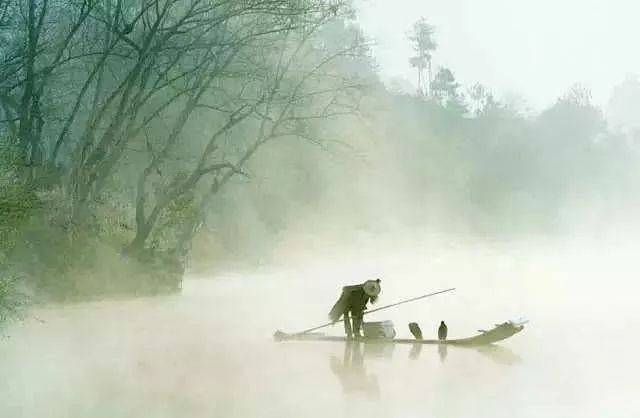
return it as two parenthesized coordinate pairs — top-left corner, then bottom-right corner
(408, 322), (423, 340)
(438, 321), (448, 341)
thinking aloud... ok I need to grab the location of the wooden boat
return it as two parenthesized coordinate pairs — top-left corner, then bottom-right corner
(274, 320), (526, 346)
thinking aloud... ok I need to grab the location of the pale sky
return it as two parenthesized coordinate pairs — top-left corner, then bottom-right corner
(354, 0), (640, 110)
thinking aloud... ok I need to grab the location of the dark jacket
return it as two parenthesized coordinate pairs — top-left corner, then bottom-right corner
(328, 285), (373, 322)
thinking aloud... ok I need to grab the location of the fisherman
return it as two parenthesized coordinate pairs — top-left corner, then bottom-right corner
(438, 320), (448, 341)
(329, 279), (381, 340)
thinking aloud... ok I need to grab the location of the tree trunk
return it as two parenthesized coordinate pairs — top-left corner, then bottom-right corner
(17, 0), (38, 165)
(126, 224), (152, 255)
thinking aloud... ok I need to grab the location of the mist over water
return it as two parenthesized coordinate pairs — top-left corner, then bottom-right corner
(3, 0), (640, 416)
(2, 236), (639, 418)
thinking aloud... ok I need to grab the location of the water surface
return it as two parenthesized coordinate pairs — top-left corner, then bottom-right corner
(1, 239), (638, 417)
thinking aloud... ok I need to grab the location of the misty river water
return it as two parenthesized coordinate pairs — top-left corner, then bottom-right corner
(1, 237), (639, 418)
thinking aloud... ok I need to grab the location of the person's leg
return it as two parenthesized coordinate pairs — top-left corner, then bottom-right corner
(343, 312), (353, 339)
(352, 312), (363, 338)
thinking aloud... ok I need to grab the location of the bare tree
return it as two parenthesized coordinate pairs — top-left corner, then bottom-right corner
(0, 0), (96, 174)
(60, 1), (340, 221)
(121, 2), (369, 254)
(168, 16), (369, 257)
(1, 0), (373, 268)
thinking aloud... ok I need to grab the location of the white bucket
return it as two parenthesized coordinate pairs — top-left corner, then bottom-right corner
(362, 320), (396, 339)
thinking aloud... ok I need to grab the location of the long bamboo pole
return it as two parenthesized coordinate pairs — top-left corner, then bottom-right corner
(292, 287), (456, 335)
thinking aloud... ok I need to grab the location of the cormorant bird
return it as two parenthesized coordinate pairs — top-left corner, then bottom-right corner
(438, 321), (448, 341)
(408, 322), (423, 340)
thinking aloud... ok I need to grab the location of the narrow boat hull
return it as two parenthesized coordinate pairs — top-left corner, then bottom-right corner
(275, 321), (525, 346)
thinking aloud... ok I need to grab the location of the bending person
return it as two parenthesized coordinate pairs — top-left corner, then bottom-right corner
(329, 279), (381, 339)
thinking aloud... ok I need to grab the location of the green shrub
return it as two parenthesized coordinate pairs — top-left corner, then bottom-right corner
(0, 272), (25, 328)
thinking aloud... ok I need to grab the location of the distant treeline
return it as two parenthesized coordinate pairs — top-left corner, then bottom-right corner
(198, 81), (640, 269)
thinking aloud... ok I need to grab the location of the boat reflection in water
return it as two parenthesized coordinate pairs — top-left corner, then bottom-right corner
(409, 342), (423, 360)
(329, 341), (383, 398)
(408, 341), (521, 365)
(408, 342), (448, 362)
(438, 343), (448, 362)
(474, 344), (522, 366)
(330, 340), (520, 397)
